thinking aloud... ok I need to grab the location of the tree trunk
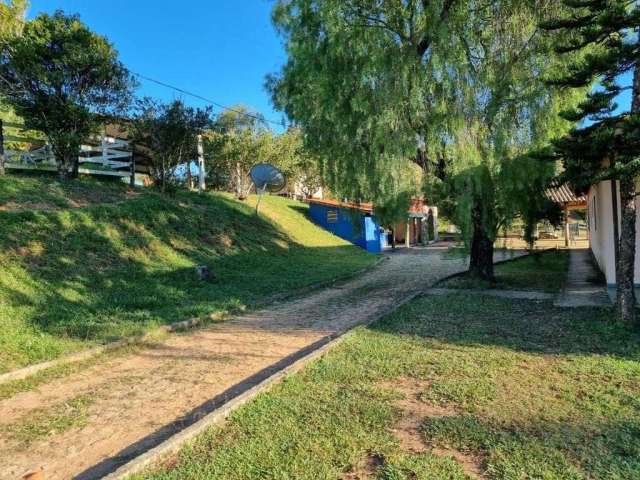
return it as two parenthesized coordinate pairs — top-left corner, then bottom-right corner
(0, 119), (5, 176)
(469, 202), (495, 280)
(57, 155), (72, 181)
(186, 162), (193, 190)
(615, 55), (640, 323)
(70, 156), (79, 179)
(617, 175), (636, 323)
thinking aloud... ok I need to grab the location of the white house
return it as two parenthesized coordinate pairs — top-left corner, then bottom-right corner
(588, 179), (640, 289)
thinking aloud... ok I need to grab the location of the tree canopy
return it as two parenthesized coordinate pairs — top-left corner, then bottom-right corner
(541, 0), (640, 323)
(0, 0), (26, 44)
(0, 10), (135, 179)
(268, 0), (583, 278)
(131, 98), (211, 192)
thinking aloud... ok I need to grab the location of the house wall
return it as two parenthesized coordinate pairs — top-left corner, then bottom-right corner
(588, 180), (640, 286)
(308, 203), (384, 253)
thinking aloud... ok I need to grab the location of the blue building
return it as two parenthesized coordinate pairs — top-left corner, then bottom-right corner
(308, 199), (386, 253)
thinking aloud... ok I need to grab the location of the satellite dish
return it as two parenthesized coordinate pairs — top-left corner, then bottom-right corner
(249, 163), (286, 213)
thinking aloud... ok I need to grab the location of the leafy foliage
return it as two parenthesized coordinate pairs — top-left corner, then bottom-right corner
(0, 0), (26, 45)
(268, 0), (582, 277)
(543, 0), (640, 189)
(258, 127), (323, 199)
(130, 98), (211, 192)
(205, 106), (268, 199)
(541, 0), (639, 323)
(0, 11), (135, 179)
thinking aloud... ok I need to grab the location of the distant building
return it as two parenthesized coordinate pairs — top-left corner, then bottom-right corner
(307, 198), (438, 253)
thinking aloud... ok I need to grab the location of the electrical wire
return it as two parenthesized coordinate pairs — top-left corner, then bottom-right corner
(131, 71), (285, 127)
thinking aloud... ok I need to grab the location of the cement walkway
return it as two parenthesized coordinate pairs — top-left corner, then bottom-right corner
(555, 249), (612, 307)
(0, 248), (524, 480)
(426, 288), (555, 301)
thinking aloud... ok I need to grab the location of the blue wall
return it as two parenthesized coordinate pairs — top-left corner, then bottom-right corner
(309, 203), (385, 253)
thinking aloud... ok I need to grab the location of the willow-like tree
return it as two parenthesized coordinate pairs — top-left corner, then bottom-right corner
(542, 0), (639, 324)
(268, 0), (582, 278)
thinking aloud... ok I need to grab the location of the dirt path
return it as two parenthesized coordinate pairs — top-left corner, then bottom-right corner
(0, 247), (523, 480)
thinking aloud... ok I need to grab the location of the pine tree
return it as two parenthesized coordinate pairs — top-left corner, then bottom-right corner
(542, 0), (640, 323)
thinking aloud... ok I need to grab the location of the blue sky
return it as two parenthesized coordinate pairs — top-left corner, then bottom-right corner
(28, 0), (288, 130)
(25, 1), (633, 130)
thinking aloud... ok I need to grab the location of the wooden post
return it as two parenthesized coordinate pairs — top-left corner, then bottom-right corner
(564, 205), (570, 247)
(129, 144), (136, 187)
(405, 220), (411, 248)
(197, 134), (205, 193)
(0, 119), (4, 176)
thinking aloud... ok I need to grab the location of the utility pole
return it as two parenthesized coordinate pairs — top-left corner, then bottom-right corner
(197, 134), (205, 193)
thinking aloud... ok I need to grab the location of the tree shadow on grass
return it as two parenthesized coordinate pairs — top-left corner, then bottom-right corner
(371, 294), (639, 358)
(421, 413), (640, 479)
(0, 190), (370, 344)
(367, 294), (639, 478)
(287, 203), (312, 219)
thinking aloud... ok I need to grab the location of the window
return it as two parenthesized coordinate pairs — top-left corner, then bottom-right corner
(592, 196), (597, 231)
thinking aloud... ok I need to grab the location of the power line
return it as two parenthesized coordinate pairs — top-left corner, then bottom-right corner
(131, 71), (285, 127)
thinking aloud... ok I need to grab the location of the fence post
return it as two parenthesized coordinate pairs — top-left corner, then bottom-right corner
(197, 134), (205, 193)
(405, 220), (411, 248)
(0, 119), (5, 176)
(129, 143), (136, 187)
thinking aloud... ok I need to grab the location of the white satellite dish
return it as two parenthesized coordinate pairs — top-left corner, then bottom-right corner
(249, 163), (286, 213)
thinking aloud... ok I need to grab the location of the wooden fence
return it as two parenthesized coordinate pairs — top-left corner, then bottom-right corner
(0, 119), (134, 181)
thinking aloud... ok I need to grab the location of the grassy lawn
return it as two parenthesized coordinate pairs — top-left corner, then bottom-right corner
(0, 173), (375, 372)
(440, 250), (570, 293)
(133, 295), (638, 480)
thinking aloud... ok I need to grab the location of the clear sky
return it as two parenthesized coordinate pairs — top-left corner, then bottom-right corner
(24, 1), (633, 130)
(27, 0), (288, 130)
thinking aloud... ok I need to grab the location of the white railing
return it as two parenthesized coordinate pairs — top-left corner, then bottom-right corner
(4, 130), (133, 178)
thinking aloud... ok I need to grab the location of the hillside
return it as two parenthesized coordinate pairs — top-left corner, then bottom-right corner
(0, 174), (375, 373)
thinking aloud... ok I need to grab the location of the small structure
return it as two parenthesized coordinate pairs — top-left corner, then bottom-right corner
(546, 182), (588, 247)
(308, 199), (384, 253)
(389, 198), (439, 248)
(307, 198), (438, 253)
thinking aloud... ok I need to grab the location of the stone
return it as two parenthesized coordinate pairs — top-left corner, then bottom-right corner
(195, 265), (215, 282)
(22, 469), (44, 480)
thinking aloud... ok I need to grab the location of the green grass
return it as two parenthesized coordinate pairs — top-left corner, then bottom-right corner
(132, 296), (638, 480)
(0, 173), (375, 372)
(440, 250), (569, 293)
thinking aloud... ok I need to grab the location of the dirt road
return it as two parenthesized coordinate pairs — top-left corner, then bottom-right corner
(0, 247), (523, 480)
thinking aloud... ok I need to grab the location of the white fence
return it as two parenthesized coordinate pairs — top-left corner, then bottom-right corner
(2, 121), (133, 178)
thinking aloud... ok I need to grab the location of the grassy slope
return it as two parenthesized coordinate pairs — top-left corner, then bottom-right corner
(441, 250), (570, 293)
(0, 174), (375, 372)
(135, 296), (637, 480)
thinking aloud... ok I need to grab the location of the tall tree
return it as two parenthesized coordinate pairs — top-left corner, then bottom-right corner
(130, 98), (211, 193)
(542, 0), (640, 324)
(259, 127), (323, 198)
(207, 106), (268, 200)
(0, 11), (134, 180)
(268, 0), (581, 279)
